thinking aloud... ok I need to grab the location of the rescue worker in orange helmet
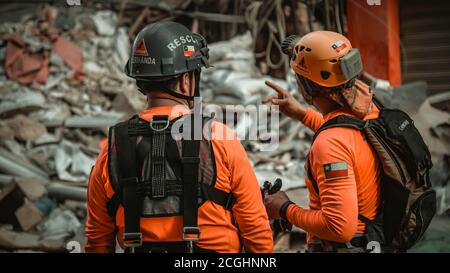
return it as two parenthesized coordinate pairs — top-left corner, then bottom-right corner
(263, 31), (382, 252)
(85, 21), (273, 253)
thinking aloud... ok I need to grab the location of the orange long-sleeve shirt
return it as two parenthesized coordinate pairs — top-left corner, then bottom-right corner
(85, 106), (274, 253)
(286, 107), (382, 243)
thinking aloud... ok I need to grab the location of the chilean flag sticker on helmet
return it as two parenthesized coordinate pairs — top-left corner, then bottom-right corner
(331, 40), (347, 53)
(183, 45), (195, 57)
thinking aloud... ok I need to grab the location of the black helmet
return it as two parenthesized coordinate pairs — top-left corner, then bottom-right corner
(125, 21), (210, 99)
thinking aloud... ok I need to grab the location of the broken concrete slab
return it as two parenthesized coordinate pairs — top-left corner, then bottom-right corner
(15, 199), (42, 231)
(0, 89), (46, 118)
(111, 91), (147, 115)
(0, 175), (86, 203)
(54, 140), (95, 182)
(0, 122), (14, 143)
(16, 178), (48, 201)
(91, 10), (117, 36)
(112, 27), (130, 68)
(0, 182), (25, 227)
(4, 114), (47, 142)
(0, 179), (46, 231)
(0, 230), (40, 250)
(0, 230), (65, 252)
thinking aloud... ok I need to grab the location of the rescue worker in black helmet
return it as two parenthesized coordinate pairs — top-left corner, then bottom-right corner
(85, 21), (274, 253)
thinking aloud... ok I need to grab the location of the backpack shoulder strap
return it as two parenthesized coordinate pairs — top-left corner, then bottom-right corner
(312, 115), (367, 144)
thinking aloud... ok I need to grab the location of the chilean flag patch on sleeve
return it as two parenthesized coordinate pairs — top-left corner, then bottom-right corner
(323, 162), (348, 180)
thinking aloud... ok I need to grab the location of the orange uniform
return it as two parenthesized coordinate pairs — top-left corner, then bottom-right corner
(85, 106), (274, 253)
(286, 106), (382, 243)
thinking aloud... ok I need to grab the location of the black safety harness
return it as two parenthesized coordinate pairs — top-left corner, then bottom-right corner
(107, 113), (237, 253)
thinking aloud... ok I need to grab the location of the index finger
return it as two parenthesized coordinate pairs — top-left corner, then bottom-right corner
(265, 80), (288, 98)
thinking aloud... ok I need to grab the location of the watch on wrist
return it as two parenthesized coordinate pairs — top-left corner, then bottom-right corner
(279, 201), (294, 221)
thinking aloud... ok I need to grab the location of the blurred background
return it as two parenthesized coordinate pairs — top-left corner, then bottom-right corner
(0, 0), (449, 253)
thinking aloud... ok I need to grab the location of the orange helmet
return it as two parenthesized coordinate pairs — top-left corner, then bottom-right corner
(282, 31), (363, 88)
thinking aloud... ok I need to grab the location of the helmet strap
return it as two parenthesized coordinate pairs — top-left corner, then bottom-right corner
(160, 87), (195, 101)
(194, 69), (201, 98)
(160, 69), (202, 102)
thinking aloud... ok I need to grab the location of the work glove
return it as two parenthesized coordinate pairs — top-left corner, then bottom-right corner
(262, 178), (293, 232)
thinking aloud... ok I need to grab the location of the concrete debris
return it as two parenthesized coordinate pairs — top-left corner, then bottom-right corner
(37, 208), (81, 241)
(0, 180), (46, 231)
(15, 178), (48, 201)
(0, 122), (15, 143)
(0, 175), (87, 203)
(15, 199), (43, 231)
(0, 147), (49, 179)
(4, 114), (47, 142)
(0, 89), (46, 118)
(0, 10), (139, 250)
(113, 27), (130, 68)
(91, 11), (117, 36)
(0, 230), (65, 252)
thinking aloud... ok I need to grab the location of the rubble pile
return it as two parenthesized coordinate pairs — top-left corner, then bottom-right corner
(0, 7), (143, 252)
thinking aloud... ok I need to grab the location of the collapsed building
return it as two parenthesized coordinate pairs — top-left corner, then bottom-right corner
(0, 0), (449, 252)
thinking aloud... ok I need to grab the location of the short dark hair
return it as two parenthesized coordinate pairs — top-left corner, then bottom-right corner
(136, 76), (180, 94)
(136, 70), (197, 95)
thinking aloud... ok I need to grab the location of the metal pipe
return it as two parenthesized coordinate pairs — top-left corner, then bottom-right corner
(0, 148), (48, 180)
(0, 175), (86, 202)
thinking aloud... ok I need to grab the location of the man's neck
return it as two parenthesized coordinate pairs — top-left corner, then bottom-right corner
(147, 94), (190, 109)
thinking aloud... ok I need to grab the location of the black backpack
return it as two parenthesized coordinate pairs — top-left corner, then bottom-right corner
(308, 100), (437, 252)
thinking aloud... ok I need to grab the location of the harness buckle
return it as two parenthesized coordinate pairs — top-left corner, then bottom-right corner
(182, 227), (200, 241)
(123, 232), (142, 248)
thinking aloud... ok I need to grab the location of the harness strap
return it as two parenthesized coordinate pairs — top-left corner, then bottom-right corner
(115, 122), (142, 249)
(200, 183), (237, 210)
(181, 114), (202, 250)
(149, 115), (170, 198)
(307, 115), (370, 234)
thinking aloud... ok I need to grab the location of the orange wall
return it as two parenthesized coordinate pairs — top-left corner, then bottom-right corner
(346, 0), (402, 85)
